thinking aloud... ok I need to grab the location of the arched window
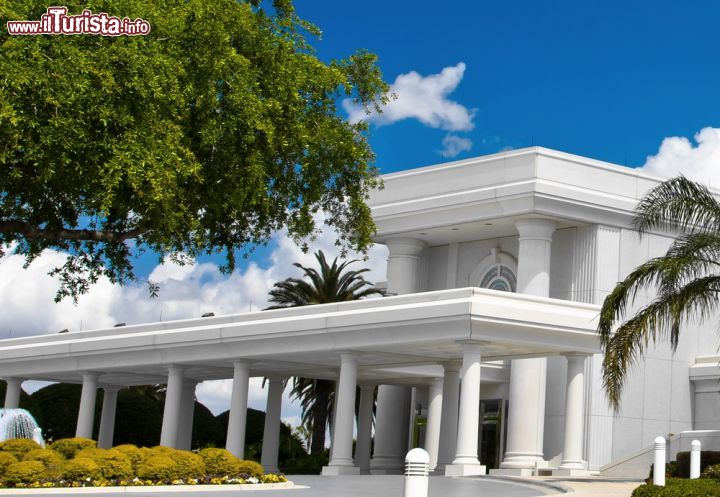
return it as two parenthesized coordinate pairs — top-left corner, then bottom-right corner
(479, 264), (516, 292)
(468, 248), (518, 293)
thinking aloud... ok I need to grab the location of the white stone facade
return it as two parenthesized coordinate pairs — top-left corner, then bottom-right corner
(1, 147), (717, 476)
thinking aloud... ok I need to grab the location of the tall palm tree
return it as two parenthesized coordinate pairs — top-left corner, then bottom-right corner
(598, 176), (720, 409)
(266, 250), (384, 453)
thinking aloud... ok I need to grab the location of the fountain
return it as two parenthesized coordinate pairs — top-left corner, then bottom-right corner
(0, 408), (44, 447)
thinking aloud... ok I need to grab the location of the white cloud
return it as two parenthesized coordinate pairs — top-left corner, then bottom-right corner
(439, 134), (473, 158)
(343, 62), (475, 131)
(1, 222), (388, 427)
(640, 127), (720, 188)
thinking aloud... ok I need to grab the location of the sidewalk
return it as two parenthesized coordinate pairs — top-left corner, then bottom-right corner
(534, 477), (643, 497)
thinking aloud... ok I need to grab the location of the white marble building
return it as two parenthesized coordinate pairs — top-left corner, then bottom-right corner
(1, 147), (718, 477)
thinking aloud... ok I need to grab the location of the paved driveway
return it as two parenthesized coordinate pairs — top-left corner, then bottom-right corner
(278, 475), (552, 497)
(0, 475), (555, 497)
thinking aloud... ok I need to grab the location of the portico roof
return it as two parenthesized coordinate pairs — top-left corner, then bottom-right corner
(369, 146), (664, 245)
(0, 287), (600, 386)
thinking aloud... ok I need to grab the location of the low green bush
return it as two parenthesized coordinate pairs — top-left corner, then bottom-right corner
(60, 457), (102, 481)
(113, 444), (144, 470)
(23, 448), (63, 466)
(676, 451), (720, 478)
(198, 448), (240, 477)
(3, 461), (45, 484)
(281, 451), (328, 475)
(702, 463), (720, 479)
(50, 438), (96, 459)
(0, 453), (18, 476)
(136, 455), (180, 481)
(237, 459), (264, 478)
(76, 448), (132, 480)
(168, 450), (205, 480)
(632, 478), (720, 496)
(0, 439), (41, 458)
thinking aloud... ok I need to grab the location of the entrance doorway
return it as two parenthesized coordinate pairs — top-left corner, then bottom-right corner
(479, 399), (507, 469)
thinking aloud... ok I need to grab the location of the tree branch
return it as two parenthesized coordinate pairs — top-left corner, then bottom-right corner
(0, 220), (144, 243)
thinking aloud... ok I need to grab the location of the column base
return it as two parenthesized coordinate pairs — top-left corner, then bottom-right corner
(321, 465), (361, 476)
(445, 463), (486, 476)
(370, 456), (404, 475)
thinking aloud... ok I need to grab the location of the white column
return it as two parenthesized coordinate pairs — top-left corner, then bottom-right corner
(76, 372), (99, 439)
(176, 380), (197, 450)
(370, 385), (412, 474)
(424, 379), (443, 471)
(446, 343), (485, 476)
(324, 353), (361, 475)
(226, 360), (251, 459)
(558, 354), (588, 472)
(3, 378), (23, 409)
(160, 366), (185, 448)
(97, 386), (119, 449)
(261, 377), (284, 474)
(500, 219), (556, 474)
(435, 362), (460, 472)
(354, 384), (375, 474)
(385, 238), (425, 295)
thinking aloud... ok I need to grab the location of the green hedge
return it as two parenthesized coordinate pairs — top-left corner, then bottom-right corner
(632, 478), (720, 496)
(675, 451), (720, 478)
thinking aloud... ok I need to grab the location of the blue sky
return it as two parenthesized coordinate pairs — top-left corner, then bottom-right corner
(297, 0), (720, 171)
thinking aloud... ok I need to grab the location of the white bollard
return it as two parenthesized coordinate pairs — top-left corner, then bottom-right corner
(653, 436), (666, 487)
(404, 448), (430, 497)
(690, 440), (701, 479)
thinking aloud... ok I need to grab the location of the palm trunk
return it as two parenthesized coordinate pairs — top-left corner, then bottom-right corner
(310, 379), (332, 454)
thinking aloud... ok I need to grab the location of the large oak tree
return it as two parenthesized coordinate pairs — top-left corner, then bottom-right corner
(0, 0), (388, 300)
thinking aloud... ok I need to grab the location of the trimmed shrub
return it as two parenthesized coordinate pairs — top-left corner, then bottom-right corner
(168, 450), (205, 480)
(60, 457), (101, 481)
(703, 463), (720, 479)
(23, 448), (62, 478)
(76, 448), (132, 480)
(281, 451), (328, 475)
(3, 460), (45, 484)
(113, 444), (144, 470)
(237, 459), (264, 478)
(0, 452), (18, 476)
(676, 451), (720, 478)
(632, 478), (720, 496)
(0, 439), (41, 458)
(136, 455), (180, 481)
(198, 448), (240, 477)
(50, 438), (96, 459)
(23, 448), (63, 466)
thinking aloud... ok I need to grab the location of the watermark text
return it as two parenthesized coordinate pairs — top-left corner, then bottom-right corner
(6, 6), (151, 36)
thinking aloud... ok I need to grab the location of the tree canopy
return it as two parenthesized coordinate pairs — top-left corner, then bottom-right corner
(0, 0), (388, 301)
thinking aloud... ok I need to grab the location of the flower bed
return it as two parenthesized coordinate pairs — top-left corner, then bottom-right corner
(0, 438), (287, 489)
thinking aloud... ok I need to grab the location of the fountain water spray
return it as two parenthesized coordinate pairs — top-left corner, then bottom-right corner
(0, 408), (44, 447)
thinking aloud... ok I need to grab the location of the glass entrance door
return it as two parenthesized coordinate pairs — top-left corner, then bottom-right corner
(479, 399), (507, 469)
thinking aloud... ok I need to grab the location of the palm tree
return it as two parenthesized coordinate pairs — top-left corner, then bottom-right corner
(598, 176), (720, 409)
(266, 250), (384, 453)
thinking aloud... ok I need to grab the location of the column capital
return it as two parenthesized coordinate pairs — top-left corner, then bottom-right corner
(359, 382), (376, 391)
(81, 371), (100, 382)
(455, 339), (489, 352)
(515, 218), (557, 240)
(100, 385), (121, 393)
(441, 360), (462, 373)
(231, 359), (251, 369)
(167, 364), (187, 374)
(265, 375), (286, 384)
(385, 237), (426, 257)
(561, 352), (591, 360)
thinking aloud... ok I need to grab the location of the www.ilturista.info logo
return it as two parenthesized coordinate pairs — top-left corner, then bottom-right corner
(6, 6), (150, 36)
